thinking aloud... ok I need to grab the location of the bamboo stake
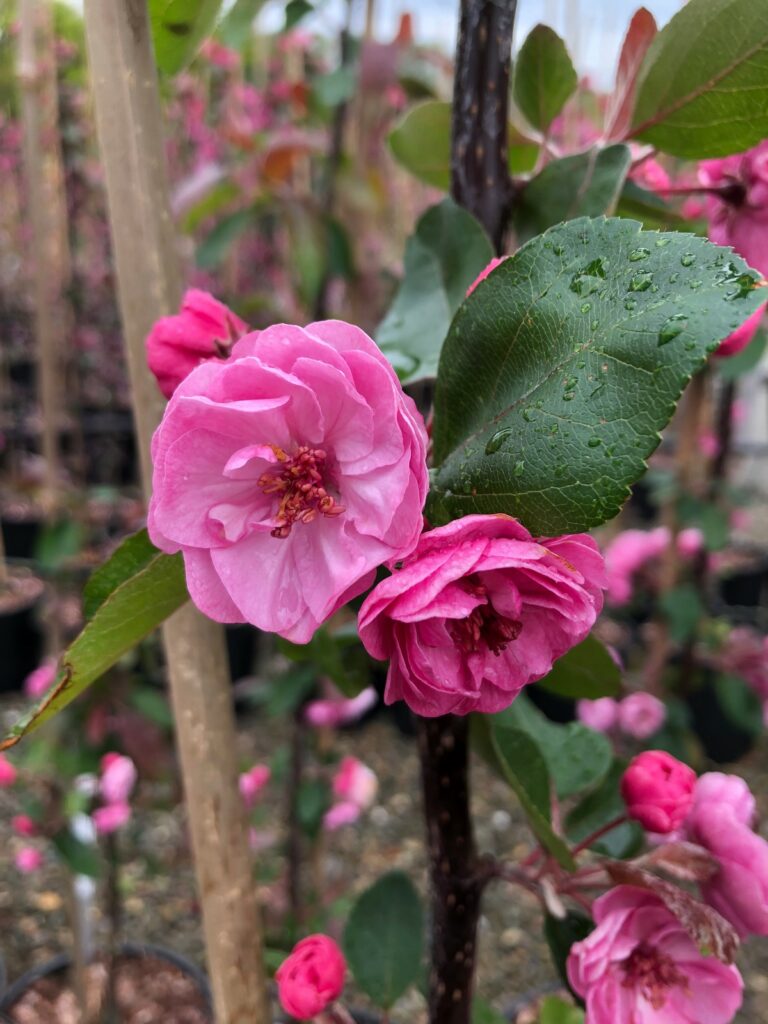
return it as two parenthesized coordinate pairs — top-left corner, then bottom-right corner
(81, 4), (268, 1021)
(18, 0), (69, 515)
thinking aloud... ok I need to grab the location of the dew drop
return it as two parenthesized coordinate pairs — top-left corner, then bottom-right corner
(587, 436), (602, 448)
(655, 237), (670, 248)
(658, 313), (688, 346)
(624, 298), (638, 310)
(629, 272), (653, 292)
(591, 319), (599, 330)
(669, 272), (679, 284)
(580, 302), (592, 313)
(485, 428), (514, 455)
(563, 391), (576, 402)
(680, 252), (696, 267)
(553, 243), (564, 256)
(522, 407), (536, 422)
(513, 461), (525, 477)
(629, 247), (650, 262)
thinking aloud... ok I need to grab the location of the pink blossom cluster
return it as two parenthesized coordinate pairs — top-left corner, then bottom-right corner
(239, 763), (271, 809)
(577, 691), (666, 740)
(603, 527), (703, 606)
(92, 753), (137, 836)
(324, 756), (378, 831)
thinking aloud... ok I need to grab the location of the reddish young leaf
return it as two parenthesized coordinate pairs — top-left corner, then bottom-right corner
(604, 8), (657, 140)
(606, 861), (739, 964)
(635, 841), (719, 883)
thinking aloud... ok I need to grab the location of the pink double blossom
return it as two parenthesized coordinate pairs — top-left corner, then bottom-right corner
(276, 935), (346, 1021)
(576, 697), (619, 733)
(324, 757), (378, 831)
(146, 289), (248, 399)
(359, 515), (604, 717)
(0, 754), (17, 788)
(305, 686), (378, 729)
(621, 751), (696, 834)
(567, 886), (743, 1023)
(149, 321), (428, 643)
(690, 771), (756, 829)
(700, 140), (768, 278)
(239, 764), (271, 809)
(604, 527), (669, 605)
(15, 847), (43, 874)
(23, 660), (56, 699)
(93, 803), (131, 835)
(12, 815), (37, 838)
(618, 692), (666, 740)
(99, 753), (137, 806)
(714, 303), (766, 358)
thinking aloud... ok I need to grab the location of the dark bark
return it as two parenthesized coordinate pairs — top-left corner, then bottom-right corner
(418, 717), (481, 1024)
(451, 0), (517, 254)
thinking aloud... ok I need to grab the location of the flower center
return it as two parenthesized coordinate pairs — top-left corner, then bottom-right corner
(448, 577), (523, 656)
(258, 445), (345, 539)
(621, 944), (689, 1010)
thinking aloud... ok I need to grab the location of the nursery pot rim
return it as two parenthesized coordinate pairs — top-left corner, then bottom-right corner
(0, 940), (212, 1021)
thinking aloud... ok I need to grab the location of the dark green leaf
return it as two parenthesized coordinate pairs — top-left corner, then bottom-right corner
(489, 719), (575, 870)
(536, 636), (621, 700)
(34, 519), (84, 573)
(515, 146), (631, 243)
(218, 0), (266, 48)
(430, 216), (765, 534)
(539, 996), (585, 1024)
(266, 665), (317, 717)
(678, 497), (730, 550)
(2, 550), (188, 749)
(313, 66), (357, 107)
(631, 0), (768, 158)
(180, 180), (239, 234)
(278, 626), (369, 699)
(388, 101), (451, 190)
(660, 583), (703, 643)
(513, 24), (577, 132)
(52, 830), (102, 878)
(377, 199), (493, 383)
(543, 912), (593, 995)
(149, 0), (224, 75)
(473, 1000), (507, 1024)
(715, 674), (764, 736)
(83, 529), (159, 620)
(616, 180), (688, 230)
(196, 209), (252, 269)
(343, 871), (424, 1008)
(285, 0), (313, 30)
(297, 779), (331, 837)
(566, 761), (644, 859)
(501, 695), (613, 799)
(129, 686), (174, 729)
(716, 329), (766, 380)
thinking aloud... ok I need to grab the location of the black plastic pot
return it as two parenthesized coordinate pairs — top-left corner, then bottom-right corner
(0, 942), (212, 1022)
(0, 517), (42, 561)
(226, 623), (259, 682)
(687, 677), (757, 764)
(0, 593), (43, 693)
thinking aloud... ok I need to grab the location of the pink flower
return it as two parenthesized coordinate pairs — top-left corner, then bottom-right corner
(714, 302), (766, 358)
(677, 527), (704, 557)
(15, 847), (43, 874)
(305, 687), (378, 728)
(618, 692), (666, 739)
(276, 935), (346, 1020)
(700, 141), (768, 277)
(145, 289), (249, 398)
(466, 257), (508, 297)
(323, 801), (361, 831)
(630, 156), (671, 194)
(717, 627), (768, 699)
(358, 515), (605, 717)
(621, 751), (696, 833)
(93, 802), (131, 835)
(23, 660), (56, 699)
(239, 764), (271, 808)
(332, 756), (378, 810)
(12, 815), (37, 837)
(0, 754), (17, 787)
(99, 753), (137, 806)
(698, 431), (721, 459)
(567, 886), (743, 1023)
(604, 527), (669, 605)
(687, 803), (768, 938)
(576, 697), (619, 733)
(148, 321), (429, 643)
(690, 772), (756, 829)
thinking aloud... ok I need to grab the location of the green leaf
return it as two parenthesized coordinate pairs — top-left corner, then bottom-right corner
(616, 180), (688, 230)
(716, 329), (766, 380)
(1, 549), (189, 749)
(129, 686), (174, 729)
(343, 871), (424, 1008)
(630, 0), (768, 158)
(218, 0), (266, 48)
(297, 779), (331, 837)
(543, 913), (593, 995)
(566, 761), (644, 859)
(715, 673), (764, 736)
(539, 996), (585, 1024)
(388, 101), (451, 190)
(83, 529), (159, 620)
(514, 145), (631, 243)
(278, 625), (368, 699)
(513, 24), (577, 133)
(149, 0), (224, 76)
(52, 830), (102, 878)
(660, 582), (704, 643)
(285, 0), (313, 30)
(313, 66), (357, 108)
(377, 199), (494, 383)
(430, 216), (765, 535)
(180, 180), (239, 234)
(501, 695), (613, 800)
(536, 636), (621, 700)
(473, 1000), (507, 1024)
(489, 719), (575, 870)
(196, 209), (252, 269)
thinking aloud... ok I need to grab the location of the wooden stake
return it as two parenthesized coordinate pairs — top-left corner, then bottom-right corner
(81, 3), (268, 1020)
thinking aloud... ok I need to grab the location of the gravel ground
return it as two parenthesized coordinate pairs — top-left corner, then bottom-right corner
(1, 708), (767, 1022)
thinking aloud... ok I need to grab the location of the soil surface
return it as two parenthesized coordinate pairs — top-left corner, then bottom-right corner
(1, 703), (767, 1022)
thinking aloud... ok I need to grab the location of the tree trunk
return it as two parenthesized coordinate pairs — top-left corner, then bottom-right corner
(82, 3), (269, 1021)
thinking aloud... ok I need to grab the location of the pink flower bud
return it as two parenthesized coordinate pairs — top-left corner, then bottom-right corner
(677, 527), (704, 557)
(0, 754), (17, 788)
(23, 660), (56, 699)
(617, 692), (666, 739)
(145, 289), (248, 398)
(576, 697), (619, 733)
(99, 754), (137, 806)
(621, 750), (696, 833)
(276, 935), (346, 1020)
(715, 301), (766, 358)
(93, 802), (131, 835)
(332, 757), (377, 811)
(239, 764), (270, 808)
(323, 801), (361, 832)
(304, 687), (378, 729)
(690, 772), (756, 829)
(15, 847), (43, 874)
(12, 815), (37, 837)
(466, 256), (508, 297)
